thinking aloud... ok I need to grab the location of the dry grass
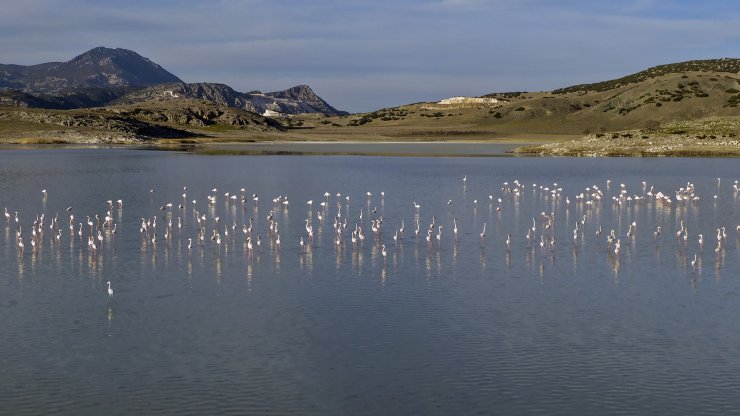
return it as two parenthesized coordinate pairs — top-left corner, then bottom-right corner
(515, 116), (740, 156)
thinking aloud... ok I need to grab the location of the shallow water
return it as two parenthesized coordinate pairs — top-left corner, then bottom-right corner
(0, 148), (738, 415)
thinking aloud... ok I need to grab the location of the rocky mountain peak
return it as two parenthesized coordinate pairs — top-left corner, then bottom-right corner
(265, 84), (346, 115)
(269, 84), (320, 101)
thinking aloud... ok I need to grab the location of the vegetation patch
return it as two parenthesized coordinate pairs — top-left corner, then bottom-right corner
(553, 58), (740, 93)
(514, 116), (740, 156)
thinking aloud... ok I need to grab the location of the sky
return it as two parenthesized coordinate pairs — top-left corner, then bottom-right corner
(1, 0), (739, 113)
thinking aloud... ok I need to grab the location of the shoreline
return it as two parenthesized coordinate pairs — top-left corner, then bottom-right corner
(1, 139), (739, 157)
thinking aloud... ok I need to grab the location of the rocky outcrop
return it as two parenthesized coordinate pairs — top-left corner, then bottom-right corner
(264, 85), (346, 115)
(0, 109), (198, 141)
(106, 100), (284, 131)
(114, 82), (347, 116)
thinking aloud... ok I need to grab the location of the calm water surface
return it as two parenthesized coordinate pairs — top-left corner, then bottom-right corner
(0, 148), (738, 415)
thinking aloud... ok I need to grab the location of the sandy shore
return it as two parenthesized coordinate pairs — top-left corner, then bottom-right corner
(150, 140), (534, 156)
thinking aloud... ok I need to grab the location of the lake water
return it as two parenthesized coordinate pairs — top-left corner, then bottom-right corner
(0, 148), (738, 415)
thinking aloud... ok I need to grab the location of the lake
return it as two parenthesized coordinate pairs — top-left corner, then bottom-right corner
(0, 147), (738, 415)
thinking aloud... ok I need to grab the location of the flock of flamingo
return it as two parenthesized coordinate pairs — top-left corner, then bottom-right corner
(2, 176), (739, 298)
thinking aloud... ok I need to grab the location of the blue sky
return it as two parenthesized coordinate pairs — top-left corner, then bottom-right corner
(1, 0), (739, 112)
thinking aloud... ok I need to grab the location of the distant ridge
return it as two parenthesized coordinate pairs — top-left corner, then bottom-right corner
(0, 47), (182, 94)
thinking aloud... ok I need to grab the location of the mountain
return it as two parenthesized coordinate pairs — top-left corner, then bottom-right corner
(0, 47), (182, 94)
(114, 82), (348, 116)
(0, 47), (346, 116)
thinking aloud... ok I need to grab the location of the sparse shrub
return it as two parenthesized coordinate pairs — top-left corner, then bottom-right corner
(515, 107), (525, 111)
(644, 120), (661, 131)
(726, 93), (740, 107)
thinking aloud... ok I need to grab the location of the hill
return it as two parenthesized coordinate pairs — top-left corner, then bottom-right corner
(283, 59), (739, 144)
(551, 58), (740, 94)
(0, 98), (284, 144)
